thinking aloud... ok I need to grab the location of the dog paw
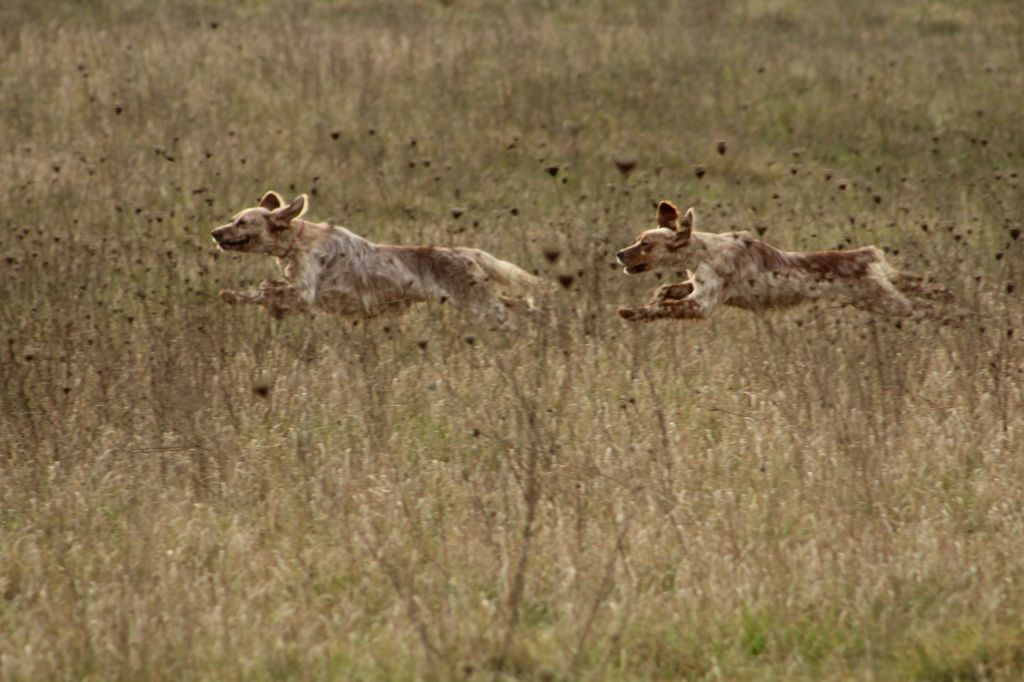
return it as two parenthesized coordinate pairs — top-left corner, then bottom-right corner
(219, 289), (240, 303)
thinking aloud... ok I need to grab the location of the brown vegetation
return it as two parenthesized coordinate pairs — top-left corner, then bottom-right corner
(2, 1), (1023, 679)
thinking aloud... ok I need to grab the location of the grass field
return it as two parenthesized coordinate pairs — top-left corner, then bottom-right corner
(2, 0), (1024, 679)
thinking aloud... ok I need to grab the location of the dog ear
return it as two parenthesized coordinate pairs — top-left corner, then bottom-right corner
(269, 194), (308, 229)
(258, 191), (285, 211)
(679, 207), (695, 233)
(666, 208), (694, 249)
(656, 200), (681, 228)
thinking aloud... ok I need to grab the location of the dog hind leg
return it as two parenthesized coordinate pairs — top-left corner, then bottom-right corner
(846, 278), (914, 317)
(893, 271), (955, 304)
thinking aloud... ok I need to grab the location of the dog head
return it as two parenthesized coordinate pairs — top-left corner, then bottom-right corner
(615, 200), (695, 274)
(211, 191), (308, 255)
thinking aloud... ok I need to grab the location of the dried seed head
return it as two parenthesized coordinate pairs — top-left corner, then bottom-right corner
(614, 158), (637, 176)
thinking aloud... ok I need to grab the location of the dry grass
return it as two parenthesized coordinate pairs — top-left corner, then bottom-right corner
(2, 0), (1024, 679)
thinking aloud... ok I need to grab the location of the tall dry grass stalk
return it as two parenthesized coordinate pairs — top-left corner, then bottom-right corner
(2, 1), (1024, 679)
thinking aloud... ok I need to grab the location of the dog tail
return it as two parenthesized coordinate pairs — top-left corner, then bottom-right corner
(461, 248), (541, 293)
(893, 271), (955, 304)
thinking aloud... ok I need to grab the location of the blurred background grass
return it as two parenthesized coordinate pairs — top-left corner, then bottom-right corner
(2, 1), (1023, 679)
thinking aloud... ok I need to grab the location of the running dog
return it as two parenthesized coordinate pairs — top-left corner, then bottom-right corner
(212, 192), (539, 326)
(616, 200), (950, 321)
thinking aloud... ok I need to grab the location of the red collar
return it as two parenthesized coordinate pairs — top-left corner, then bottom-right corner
(280, 223), (305, 259)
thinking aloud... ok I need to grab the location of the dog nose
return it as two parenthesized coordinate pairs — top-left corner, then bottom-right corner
(616, 250), (625, 263)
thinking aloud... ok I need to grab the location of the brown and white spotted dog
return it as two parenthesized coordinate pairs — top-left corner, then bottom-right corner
(616, 200), (950, 322)
(212, 192), (540, 326)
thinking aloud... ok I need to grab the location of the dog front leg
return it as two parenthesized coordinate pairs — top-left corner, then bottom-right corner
(621, 271), (722, 322)
(618, 282), (689, 320)
(219, 288), (268, 305)
(618, 298), (708, 321)
(219, 280), (311, 318)
(649, 281), (695, 305)
(260, 282), (313, 318)
(219, 278), (288, 303)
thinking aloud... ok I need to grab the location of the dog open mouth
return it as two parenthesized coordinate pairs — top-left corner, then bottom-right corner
(624, 263), (648, 274)
(216, 235), (253, 250)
